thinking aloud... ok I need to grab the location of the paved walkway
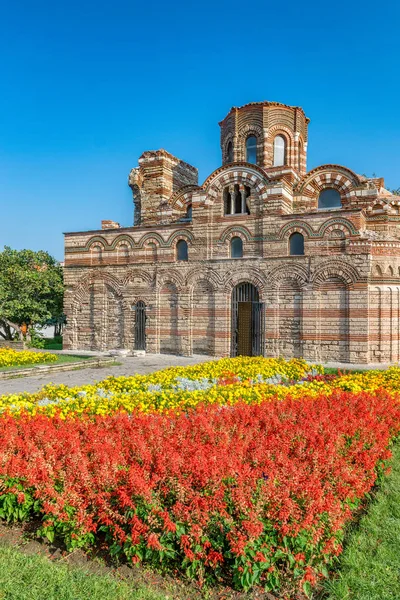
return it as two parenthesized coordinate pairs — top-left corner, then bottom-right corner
(0, 355), (214, 395)
(0, 354), (395, 396)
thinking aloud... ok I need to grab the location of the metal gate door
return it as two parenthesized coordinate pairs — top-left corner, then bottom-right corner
(251, 301), (265, 357)
(134, 301), (146, 350)
(231, 283), (265, 357)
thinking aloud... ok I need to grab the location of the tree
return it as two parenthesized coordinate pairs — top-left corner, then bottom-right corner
(0, 247), (64, 342)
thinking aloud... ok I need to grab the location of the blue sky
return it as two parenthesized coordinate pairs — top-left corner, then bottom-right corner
(0, 0), (399, 260)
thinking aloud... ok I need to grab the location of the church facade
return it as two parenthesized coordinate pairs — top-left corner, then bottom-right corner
(63, 101), (400, 364)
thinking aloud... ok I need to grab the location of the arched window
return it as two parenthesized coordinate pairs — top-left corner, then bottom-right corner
(176, 239), (188, 261)
(230, 237), (243, 258)
(318, 188), (342, 210)
(226, 141), (233, 163)
(223, 185), (251, 215)
(186, 204), (192, 220)
(298, 141), (302, 171)
(273, 135), (287, 166)
(246, 136), (257, 164)
(289, 232), (304, 256)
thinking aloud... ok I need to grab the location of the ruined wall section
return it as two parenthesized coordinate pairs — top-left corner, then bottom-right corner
(128, 150), (198, 227)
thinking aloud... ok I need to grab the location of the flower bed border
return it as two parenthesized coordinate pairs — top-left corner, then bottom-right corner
(0, 357), (117, 380)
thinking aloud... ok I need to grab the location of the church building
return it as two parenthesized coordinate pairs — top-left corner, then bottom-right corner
(63, 101), (400, 364)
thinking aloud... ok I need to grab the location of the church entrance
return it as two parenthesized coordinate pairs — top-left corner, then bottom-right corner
(231, 283), (265, 357)
(134, 301), (146, 350)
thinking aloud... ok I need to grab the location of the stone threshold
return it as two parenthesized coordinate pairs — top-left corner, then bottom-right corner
(0, 357), (117, 380)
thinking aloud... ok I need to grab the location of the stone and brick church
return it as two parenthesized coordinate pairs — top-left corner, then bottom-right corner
(63, 101), (400, 364)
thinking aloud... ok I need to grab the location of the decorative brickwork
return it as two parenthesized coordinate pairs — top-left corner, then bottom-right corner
(64, 101), (400, 364)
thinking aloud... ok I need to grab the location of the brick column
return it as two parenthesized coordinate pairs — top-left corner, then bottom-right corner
(178, 289), (191, 356)
(62, 289), (75, 350)
(348, 284), (369, 364)
(214, 291), (231, 357)
(239, 185), (247, 214)
(301, 284), (321, 363)
(265, 289), (279, 357)
(144, 299), (158, 354)
(229, 185), (235, 215)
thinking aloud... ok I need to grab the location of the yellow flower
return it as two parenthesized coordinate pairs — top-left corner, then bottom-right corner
(1, 357), (399, 419)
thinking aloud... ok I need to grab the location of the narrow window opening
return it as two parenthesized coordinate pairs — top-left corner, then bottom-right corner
(226, 141), (233, 163)
(231, 237), (243, 258)
(289, 232), (304, 256)
(224, 189), (231, 215)
(176, 239), (188, 261)
(234, 184), (241, 213)
(246, 136), (257, 164)
(273, 135), (286, 166)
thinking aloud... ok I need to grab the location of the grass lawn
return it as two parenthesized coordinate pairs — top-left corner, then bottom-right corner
(323, 367), (367, 375)
(0, 354), (92, 372)
(325, 442), (400, 600)
(43, 337), (63, 351)
(0, 544), (166, 600)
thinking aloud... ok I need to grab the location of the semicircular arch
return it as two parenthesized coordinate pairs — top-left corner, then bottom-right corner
(218, 225), (252, 244)
(318, 218), (358, 238)
(169, 185), (199, 212)
(185, 268), (222, 290)
(156, 270), (186, 291)
(110, 235), (135, 250)
(312, 260), (361, 288)
(122, 268), (153, 287)
(137, 232), (166, 249)
(266, 263), (309, 289)
(278, 221), (315, 239)
(86, 236), (109, 250)
(223, 268), (267, 296)
(203, 165), (270, 207)
(296, 164), (361, 199)
(166, 230), (195, 247)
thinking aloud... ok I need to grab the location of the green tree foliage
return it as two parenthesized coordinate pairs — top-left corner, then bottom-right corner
(0, 247), (64, 341)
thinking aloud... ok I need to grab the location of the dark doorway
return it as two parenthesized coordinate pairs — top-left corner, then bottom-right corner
(134, 301), (146, 350)
(231, 283), (265, 356)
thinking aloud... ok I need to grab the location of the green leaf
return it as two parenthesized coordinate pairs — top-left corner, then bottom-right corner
(45, 528), (55, 544)
(303, 581), (313, 597)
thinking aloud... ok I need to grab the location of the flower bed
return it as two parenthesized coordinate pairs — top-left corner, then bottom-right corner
(1, 357), (400, 595)
(0, 390), (399, 596)
(0, 357), (322, 416)
(0, 347), (57, 368)
(3, 356), (400, 419)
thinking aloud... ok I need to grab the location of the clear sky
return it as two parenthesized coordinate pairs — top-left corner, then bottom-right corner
(1, 0), (399, 260)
